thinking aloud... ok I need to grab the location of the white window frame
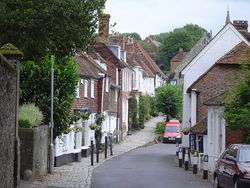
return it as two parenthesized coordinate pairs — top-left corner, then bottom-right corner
(105, 77), (109, 92)
(90, 79), (95, 98)
(116, 68), (119, 85)
(84, 79), (88, 98)
(76, 81), (80, 99)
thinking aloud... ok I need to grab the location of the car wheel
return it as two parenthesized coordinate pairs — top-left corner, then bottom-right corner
(214, 176), (221, 188)
(234, 178), (239, 188)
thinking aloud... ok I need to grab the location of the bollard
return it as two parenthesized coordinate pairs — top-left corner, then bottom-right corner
(90, 140), (94, 166)
(105, 136), (108, 159)
(192, 151), (198, 174)
(203, 155), (209, 179)
(184, 149), (189, 171)
(178, 147), (183, 168)
(96, 142), (99, 163)
(109, 136), (113, 156)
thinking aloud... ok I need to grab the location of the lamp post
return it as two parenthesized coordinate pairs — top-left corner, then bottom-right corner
(49, 55), (55, 173)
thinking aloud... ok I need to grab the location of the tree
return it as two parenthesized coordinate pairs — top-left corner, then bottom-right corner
(20, 56), (79, 137)
(155, 84), (182, 120)
(224, 52), (250, 143)
(138, 95), (151, 128)
(122, 32), (142, 41)
(156, 24), (207, 71)
(0, 0), (106, 59)
(128, 96), (139, 130)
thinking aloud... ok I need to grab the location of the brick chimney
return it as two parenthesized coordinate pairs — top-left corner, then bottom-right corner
(233, 20), (248, 32)
(98, 13), (110, 43)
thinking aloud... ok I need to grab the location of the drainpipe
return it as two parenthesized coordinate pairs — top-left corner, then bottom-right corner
(116, 68), (122, 142)
(101, 76), (105, 113)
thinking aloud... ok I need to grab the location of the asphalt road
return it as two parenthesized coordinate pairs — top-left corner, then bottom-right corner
(91, 143), (213, 188)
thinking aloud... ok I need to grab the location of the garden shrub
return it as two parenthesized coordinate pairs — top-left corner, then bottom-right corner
(128, 95), (139, 130)
(154, 122), (165, 135)
(149, 96), (158, 117)
(138, 95), (151, 128)
(19, 103), (43, 128)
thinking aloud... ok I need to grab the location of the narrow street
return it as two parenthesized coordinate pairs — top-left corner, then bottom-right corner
(91, 144), (213, 188)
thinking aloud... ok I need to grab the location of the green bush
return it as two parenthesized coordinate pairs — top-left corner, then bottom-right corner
(154, 122), (165, 134)
(155, 84), (182, 120)
(149, 96), (158, 117)
(128, 95), (139, 130)
(20, 56), (79, 137)
(138, 95), (152, 128)
(19, 103), (43, 128)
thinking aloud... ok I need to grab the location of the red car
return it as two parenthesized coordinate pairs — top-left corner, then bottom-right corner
(162, 120), (182, 143)
(214, 144), (250, 188)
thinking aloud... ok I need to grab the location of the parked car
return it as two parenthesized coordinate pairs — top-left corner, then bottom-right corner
(214, 144), (250, 188)
(162, 120), (182, 143)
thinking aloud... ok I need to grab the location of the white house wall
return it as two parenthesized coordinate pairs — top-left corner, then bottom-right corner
(207, 106), (226, 171)
(143, 77), (155, 96)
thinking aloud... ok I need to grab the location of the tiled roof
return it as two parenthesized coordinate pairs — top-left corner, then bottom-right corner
(95, 42), (127, 68)
(204, 92), (226, 106)
(216, 42), (250, 65)
(75, 52), (106, 79)
(109, 35), (166, 79)
(171, 49), (188, 62)
(190, 118), (207, 135)
(187, 42), (250, 92)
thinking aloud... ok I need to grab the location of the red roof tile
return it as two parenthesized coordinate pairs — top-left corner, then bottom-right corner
(75, 53), (106, 79)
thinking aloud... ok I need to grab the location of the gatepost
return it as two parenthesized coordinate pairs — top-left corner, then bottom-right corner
(0, 43), (23, 188)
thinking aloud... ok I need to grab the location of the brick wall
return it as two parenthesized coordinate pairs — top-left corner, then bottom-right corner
(191, 64), (243, 123)
(73, 78), (99, 113)
(226, 128), (245, 146)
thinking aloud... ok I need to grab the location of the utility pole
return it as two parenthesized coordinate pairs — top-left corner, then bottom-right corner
(49, 55), (55, 173)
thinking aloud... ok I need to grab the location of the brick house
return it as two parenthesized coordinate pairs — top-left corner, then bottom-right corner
(181, 15), (250, 148)
(187, 42), (250, 171)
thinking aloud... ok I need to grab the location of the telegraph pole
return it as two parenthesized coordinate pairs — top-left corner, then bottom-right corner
(49, 55), (55, 173)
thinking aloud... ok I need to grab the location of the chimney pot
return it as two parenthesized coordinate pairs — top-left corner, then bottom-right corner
(233, 20), (248, 32)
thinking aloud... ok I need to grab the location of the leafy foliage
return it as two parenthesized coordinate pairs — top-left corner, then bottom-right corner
(19, 103), (43, 128)
(20, 56), (79, 137)
(154, 122), (165, 135)
(138, 95), (151, 128)
(155, 24), (207, 71)
(155, 84), (182, 120)
(95, 113), (105, 144)
(224, 51), (250, 143)
(128, 95), (139, 130)
(149, 96), (158, 117)
(0, 0), (106, 59)
(122, 32), (142, 41)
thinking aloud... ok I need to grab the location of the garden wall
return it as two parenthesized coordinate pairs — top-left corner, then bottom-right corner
(19, 125), (49, 180)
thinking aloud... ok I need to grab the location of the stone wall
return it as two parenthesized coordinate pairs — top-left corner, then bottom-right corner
(19, 125), (49, 180)
(0, 56), (19, 188)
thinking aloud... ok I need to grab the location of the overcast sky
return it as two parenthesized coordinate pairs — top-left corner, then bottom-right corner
(106, 0), (250, 38)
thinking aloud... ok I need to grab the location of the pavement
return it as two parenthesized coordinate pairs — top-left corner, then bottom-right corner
(91, 143), (213, 188)
(21, 116), (165, 188)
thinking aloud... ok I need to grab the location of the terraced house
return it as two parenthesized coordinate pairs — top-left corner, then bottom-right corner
(53, 12), (166, 166)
